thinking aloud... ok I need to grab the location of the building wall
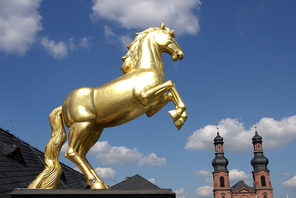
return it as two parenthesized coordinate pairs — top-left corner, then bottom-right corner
(253, 170), (273, 198)
(232, 191), (255, 198)
(213, 171), (231, 198)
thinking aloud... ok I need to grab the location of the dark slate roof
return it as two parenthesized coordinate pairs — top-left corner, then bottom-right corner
(252, 131), (262, 143)
(231, 180), (254, 193)
(214, 132), (223, 145)
(251, 152), (269, 172)
(111, 174), (160, 190)
(0, 128), (87, 198)
(212, 153), (229, 173)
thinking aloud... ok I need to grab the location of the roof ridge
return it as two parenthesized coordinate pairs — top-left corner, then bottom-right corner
(0, 128), (44, 155)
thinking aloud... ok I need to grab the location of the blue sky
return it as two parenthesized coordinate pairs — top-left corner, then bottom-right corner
(0, 0), (296, 197)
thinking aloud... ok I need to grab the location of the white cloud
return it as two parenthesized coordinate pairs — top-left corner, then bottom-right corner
(204, 177), (212, 184)
(91, 140), (110, 153)
(229, 169), (250, 184)
(90, 141), (166, 166)
(185, 115), (296, 152)
(103, 25), (132, 48)
(68, 37), (76, 51)
(175, 188), (187, 198)
(91, 0), (201, 35)
(195, 170), (211, 177)
(0, 0), (42, 54)
(119, 35), (132, 49)
(283, 175), (296, 189)
(90, 141), (142, 165)
(95, 167), (116, 179)
(195, 185), (212, 197)
(148, 178), (156, 184)
(68, 37), (91, 50)
(281, 172), (291, 177)
(41, 36), (90, 58)
(104, 25), (117, 43)
(61, 142), (67, 153)
(103, 146), (142, 165)
(41, 37), (68, 59)
(80, 37), (90, 48)
(138, 153), (167, 166)
(62, 140), (166, 166)
(195, 170), (212, 184)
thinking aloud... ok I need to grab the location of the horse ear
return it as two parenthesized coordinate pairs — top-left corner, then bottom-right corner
(160, 22), (165, 29)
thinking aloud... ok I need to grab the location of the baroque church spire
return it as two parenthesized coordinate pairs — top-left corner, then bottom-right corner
(251, 127), (269, 172)
(212, 127), (231, 198)
(251, 127), (273, 198)
(212, 127), (229, 172)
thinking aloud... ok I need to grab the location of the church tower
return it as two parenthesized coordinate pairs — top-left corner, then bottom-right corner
(212, 130), (231, 198)
(251, 128), (273, 198)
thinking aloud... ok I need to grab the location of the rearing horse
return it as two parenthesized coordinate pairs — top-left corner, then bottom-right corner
(28, 22), (187, 190)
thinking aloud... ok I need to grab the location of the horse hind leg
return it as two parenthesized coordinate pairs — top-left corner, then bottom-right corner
(65, 121), (109, 189)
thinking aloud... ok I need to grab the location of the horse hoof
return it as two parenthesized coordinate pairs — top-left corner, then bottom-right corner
(169, 109), (181, 121)
(174, 118), (184, 130)
(181, 111), (188, 123)
(91, 181), (109, 189)
(104, 184), (110, 189)
(181, 111), (188, 119)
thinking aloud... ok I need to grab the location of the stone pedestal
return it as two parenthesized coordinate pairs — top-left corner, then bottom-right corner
(10, 189), (176, 198)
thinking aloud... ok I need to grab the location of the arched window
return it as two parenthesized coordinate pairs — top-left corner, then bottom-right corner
(261, 175), (266, 186)
(257, 144), (261, 150)
(220, 176), (225, 187)
(263, 195), (267, 198)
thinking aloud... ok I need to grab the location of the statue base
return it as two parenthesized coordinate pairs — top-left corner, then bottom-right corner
(10, 189), (176, 198)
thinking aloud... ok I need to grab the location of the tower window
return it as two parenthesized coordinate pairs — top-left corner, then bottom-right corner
(261, 175), (266, 186)
(220, 176), (225, 187)
(257, 144), (261, 150)
(218, 145), (221, 151)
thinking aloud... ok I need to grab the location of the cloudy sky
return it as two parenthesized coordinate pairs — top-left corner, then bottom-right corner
(0, 0), (296, 197)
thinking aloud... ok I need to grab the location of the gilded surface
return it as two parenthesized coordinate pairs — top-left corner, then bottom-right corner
(28, 22), (187, 189)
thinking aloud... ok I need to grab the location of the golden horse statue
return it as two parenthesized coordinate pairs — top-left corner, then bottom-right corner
(28, 22), (187, 190)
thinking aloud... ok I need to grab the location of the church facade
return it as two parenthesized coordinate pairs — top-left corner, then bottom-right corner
(212, 129), (273, 198)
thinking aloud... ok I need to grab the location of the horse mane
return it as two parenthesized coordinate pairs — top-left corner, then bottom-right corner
(121, 27), (157, 74)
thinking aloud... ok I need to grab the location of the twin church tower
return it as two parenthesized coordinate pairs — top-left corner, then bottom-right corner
(212, 128), (273, 198)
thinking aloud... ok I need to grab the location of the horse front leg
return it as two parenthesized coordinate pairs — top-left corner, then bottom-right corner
(163, 87), (187, 130)
(167, 88), (188, 130)
(134, 80), (187, 130)
(146, 92), (173, 117)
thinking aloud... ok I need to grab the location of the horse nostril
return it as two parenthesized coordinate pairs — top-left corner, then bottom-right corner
(173, 51), (184, 61)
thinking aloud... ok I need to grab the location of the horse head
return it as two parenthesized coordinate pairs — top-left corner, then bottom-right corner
(121, 22), (184, 73)
(154, 22), (184, 61)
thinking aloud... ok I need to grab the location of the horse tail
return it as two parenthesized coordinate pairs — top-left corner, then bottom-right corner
(28, 106), (66, 189)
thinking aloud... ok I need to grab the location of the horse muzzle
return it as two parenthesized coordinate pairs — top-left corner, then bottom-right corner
(172, 51), (184, 61)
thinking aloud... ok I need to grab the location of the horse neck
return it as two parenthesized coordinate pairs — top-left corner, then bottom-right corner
(134, 36), (163, 74)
